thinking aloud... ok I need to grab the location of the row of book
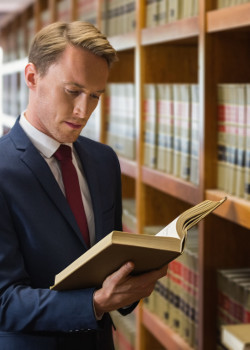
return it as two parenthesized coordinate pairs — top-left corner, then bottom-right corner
(101, 0), (136, 37)
(105, 83), (136, 161)
(217, 84), (250, 200)
(146, 0), (198, 28)
(217, 0), (250, 9)
(217, 268), (250, 347)
(2, 0), (97, 63)
(144, 83), (200, 185)
(122, 198), (137, 233)
(143, 225), (199, 349)
(2, 72), (28, 118)
(120, 197), (202, 348)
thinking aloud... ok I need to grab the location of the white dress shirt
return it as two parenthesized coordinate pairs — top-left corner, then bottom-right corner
(19, 112), (95, 247)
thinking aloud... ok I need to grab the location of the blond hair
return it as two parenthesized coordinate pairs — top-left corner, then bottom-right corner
(29, 21), (118, 76)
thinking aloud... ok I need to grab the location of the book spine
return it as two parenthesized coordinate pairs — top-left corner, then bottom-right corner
(146, 0), (159, 28)
(156, 84), (168, 172)
(244, 85), (250, 200)
(179, 84), (191, 181)
(57, 0), (70, 21)
(190, 84), (200, 186)
(165, 84), (174, 174)
(78, 0), (98, 25)
(235, 84), (246, 198)
(168, 0), (179, 22)
(158, 0), (169, 26)
(143, 84), (157, 169)
(173, 84), (182, 178)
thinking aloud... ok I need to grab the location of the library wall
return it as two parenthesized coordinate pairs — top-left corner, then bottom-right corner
(0, 0), (250, 349)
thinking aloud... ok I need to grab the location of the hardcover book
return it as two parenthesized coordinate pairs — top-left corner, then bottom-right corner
(51, 197), (226, 291)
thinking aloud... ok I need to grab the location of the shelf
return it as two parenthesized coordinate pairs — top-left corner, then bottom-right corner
(205, 189), (250, 229)
(119, 156), (137, 178)
(142, 166), (199, 205)
(108, 31), (136, 51)
(142, 307), (193, 350)
(141, 17), (199, 46)
(207, 3), (250, 33)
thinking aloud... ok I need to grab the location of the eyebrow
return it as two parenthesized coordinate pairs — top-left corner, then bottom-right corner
(63, 81), (105, 93)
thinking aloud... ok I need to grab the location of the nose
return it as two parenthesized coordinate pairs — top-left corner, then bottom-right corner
(73, 94), (92, 119)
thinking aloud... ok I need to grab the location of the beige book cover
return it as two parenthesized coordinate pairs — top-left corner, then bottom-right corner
(222, 324), (250, 350)
(51, 198), (226, 291)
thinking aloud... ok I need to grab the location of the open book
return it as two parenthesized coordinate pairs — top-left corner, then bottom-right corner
(51, 197), (226, 291)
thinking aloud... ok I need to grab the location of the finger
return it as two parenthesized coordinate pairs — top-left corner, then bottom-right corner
(107, 261), (135, 285)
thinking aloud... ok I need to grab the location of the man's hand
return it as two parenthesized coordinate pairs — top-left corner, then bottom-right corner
(93, 262), (168, 318)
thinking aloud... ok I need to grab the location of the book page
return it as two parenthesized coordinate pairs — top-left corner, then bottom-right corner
(156, 216), (180, 239)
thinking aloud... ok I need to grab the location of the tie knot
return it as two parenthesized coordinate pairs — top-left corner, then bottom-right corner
(54, 145), (72, 161)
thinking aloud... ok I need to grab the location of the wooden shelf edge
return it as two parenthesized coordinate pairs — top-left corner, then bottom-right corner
(142, 307), (193, 350)
(119, 156), (137, 178)
(142, 166), (199, 205)
(108, 32), (136, 51)
(205, 189), (250, 229)
(141, 17), (199, 46)
(207, 3), (250, 33)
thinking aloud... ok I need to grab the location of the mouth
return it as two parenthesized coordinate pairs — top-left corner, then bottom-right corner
(65, 121), (83, 130)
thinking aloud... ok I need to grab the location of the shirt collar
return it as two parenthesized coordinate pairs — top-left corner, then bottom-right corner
(19, 111), (72, 158)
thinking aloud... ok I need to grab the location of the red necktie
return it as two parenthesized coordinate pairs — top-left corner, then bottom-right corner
(54, 145), (90, 247)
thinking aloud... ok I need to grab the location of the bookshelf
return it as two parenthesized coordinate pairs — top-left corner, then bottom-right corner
(0, 0), (250, 349)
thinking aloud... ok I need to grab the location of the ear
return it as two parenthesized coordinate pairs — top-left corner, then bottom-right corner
(25, 63), (39, 90)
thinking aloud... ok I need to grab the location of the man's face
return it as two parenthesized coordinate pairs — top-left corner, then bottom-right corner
(26, 45), (109, 143)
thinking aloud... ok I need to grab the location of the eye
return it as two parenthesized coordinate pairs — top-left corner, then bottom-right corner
(65, 89), (80, 96)
(90, 94), (100, 100)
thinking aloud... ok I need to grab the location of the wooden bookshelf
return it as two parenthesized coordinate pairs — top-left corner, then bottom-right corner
(142, 166), (200, 205)
(206, 189), (250, 229)
(142, 307), (193, 350)
(109, 32), (137, 51)
(207, 3), (250, 32)
(119, 156), (137, 179)
(0, 0), (250, 349)
(141, 17), (199, 46)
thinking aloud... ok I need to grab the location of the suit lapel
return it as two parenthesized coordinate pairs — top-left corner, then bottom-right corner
(10, 121), (87, 248)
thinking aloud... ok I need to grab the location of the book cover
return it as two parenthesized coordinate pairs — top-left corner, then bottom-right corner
(222, 324), (250, 350)
(51, 197), (226, 291)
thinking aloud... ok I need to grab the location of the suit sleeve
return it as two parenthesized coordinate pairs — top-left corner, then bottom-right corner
(0, 190), (102, 333)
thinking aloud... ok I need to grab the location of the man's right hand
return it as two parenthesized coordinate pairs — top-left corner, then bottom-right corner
(93, 261), (168, 318)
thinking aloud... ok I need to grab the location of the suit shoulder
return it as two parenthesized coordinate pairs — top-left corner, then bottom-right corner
(77, 136), (117, 157)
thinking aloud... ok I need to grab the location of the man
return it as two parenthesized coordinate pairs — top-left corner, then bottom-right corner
(0, 21), (167, 349)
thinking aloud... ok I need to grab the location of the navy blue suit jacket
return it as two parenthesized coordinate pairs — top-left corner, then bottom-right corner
(0, 119), (133, 349)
